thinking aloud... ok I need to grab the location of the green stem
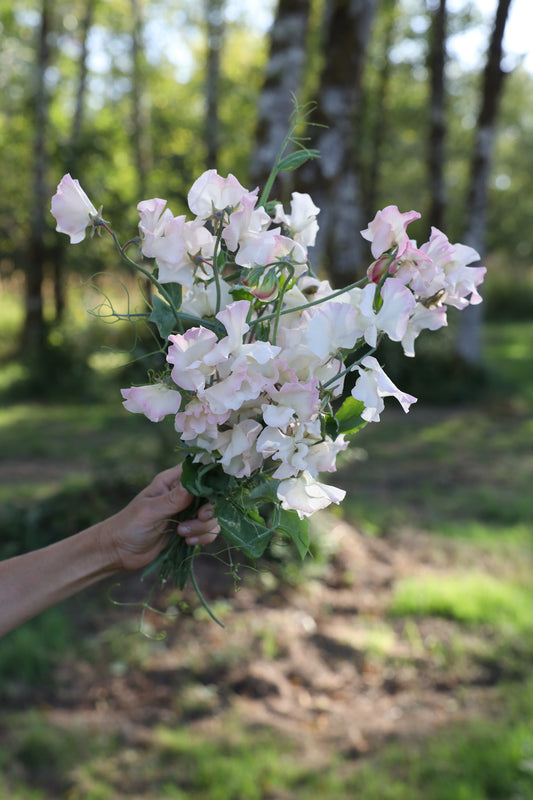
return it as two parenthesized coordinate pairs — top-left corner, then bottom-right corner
(322, 345), (378, 390)
(212, 223), (225, 314)
(249, 276), (368, 331)
(190, 556), (225, 627)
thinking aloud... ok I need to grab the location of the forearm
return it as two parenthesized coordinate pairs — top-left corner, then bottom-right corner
(0, 523), (117, 638)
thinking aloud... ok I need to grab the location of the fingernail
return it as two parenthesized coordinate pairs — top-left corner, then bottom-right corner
(179, 524), (191, 534)
(187, 537), (199, 545)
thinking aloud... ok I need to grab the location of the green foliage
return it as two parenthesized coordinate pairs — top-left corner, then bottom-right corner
(390, 572), (533, 628)
(0, 607), (73, 686)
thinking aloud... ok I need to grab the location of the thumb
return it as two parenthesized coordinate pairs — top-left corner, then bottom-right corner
(145, 483), (193, 525)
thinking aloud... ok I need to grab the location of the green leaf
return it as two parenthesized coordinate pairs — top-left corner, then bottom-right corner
(335, 396), (368, 435)
(149, 295), (177, 339)
(277, 149), (320, 172)
(246, 477), (280, 506)
(181, 457), (230, 497)
(215, 498), (275, 559)
(277, 509), (309, 559)
(164, 282), (182, 309)
(324, 413), (340, 439)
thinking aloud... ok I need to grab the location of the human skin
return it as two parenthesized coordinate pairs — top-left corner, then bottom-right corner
(0, 465), (219, 637)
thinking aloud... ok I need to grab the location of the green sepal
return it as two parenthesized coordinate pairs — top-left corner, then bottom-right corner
(335, 396), (367, 435)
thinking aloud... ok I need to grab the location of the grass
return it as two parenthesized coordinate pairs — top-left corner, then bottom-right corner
(389, 571), (533, 628)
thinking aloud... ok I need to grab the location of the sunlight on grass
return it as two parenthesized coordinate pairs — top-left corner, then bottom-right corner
(390, 572), (533, 628)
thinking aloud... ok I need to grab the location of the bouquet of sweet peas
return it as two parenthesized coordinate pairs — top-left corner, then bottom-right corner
(51, 135), (485, 614)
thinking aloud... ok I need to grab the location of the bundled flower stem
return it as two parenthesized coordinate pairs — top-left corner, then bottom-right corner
(51, 118), (486, 615)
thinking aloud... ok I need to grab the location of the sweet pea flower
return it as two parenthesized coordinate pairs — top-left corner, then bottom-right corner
(421, 228), (486, 309)
(137, 198), (174, 238)
(51, 174), (99, 244)
(222, 192), (272, 253)
(273, 192), (320, 250)
(401, 302), (447, 357)
(375, 278), (417, 343)
(261, 379), (320, 430)
(167, 326), (219, 391)
(217, 418), (264, 478)
(174, 398), (230, 441)
(188, 169), (256, 222)
(352, 355), (417, 422)
(305, 301), (363, 359)
(277, 471), (346, 519)
(120, 383), (182, 422)
(181, 280), (232, 319)
(361, 205), (421, 260)
(141, 215), (215, 286)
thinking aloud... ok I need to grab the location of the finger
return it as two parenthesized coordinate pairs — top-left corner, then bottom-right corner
(144, 464), (184, 497)
(197, 503), (216, 522)
(184, 531), (219, 547)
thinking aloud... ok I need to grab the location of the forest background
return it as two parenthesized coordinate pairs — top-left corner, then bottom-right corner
(1, 1), (533, 799)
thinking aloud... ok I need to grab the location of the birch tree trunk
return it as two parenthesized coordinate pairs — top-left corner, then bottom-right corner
(53, 0), (95, 321)
(363, 0), (397, 221)
(131, 0), (151, 201)
(131, 0), (153, 304)
(249, 0), (311, 190)
(204, 0), (225, 170)
(456, 0), (512, 364)
(23, 0), (52, 352)
(300, 0), (378, 286)
(427, 0), (447, 233)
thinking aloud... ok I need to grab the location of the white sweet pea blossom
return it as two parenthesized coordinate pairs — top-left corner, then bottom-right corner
(421, 228), (486, 309)
(222, 192), (272, 254)
(137, 198), (174, 238)
(167, 326), (219, 391)
(277, 471), (346, 519)
(188, 169), (256, 222)
(261, 379), (320, 431)
(181, 280), (232, 319)
(51, 174), (99, 244)
(141, 215), (215, 286)
(352, 355), (417, 422)
(305, 302), (363, 359)
(174, 398), (230, 442)
(361, 205), (421, 260)
(374, 278), (417, 343)
(274, 192), (320, 250)
(120, 383), (182, 422)
(217, 418), (263, 478)
(401, 302), (447, 357)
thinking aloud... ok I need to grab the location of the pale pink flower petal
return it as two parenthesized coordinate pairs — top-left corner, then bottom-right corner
(274, 192), (320, 249)
(375, 277), (417, 342)
(167, 327), (219, 390)
(217, 418), (263, 478)
(120, 383), (181, 422)
(51, 174), (98, 244)
(352, 355), (417, 422)
(277, 471), (346, 519)
(361, 205), (421, 259)
(188, 169), (255, 221)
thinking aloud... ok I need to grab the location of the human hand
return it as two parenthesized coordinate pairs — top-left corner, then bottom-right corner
(99, 465), (220, 572)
